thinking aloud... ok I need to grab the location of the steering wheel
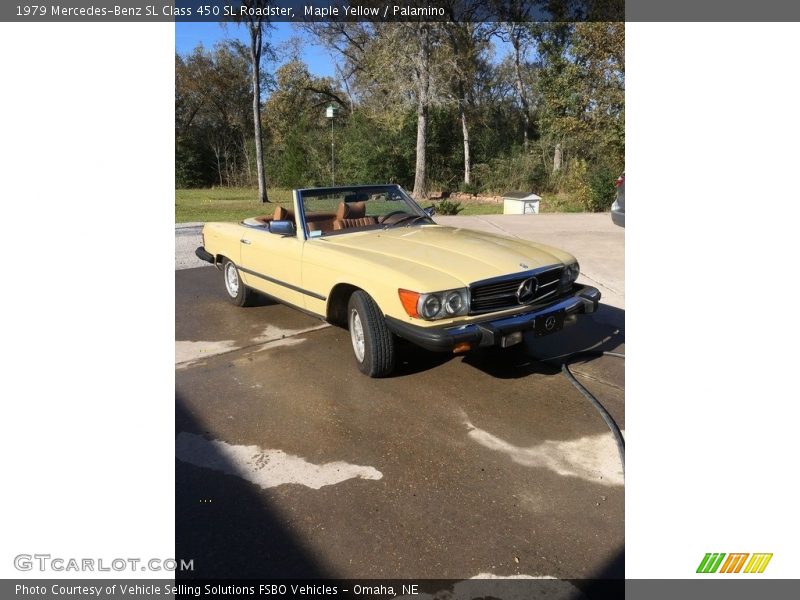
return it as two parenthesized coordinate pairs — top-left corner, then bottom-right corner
(377, 210), (409, 224)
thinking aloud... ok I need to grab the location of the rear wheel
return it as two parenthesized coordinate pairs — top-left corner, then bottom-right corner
(348, 291), (396, 377)
(222, 258), (255, 307)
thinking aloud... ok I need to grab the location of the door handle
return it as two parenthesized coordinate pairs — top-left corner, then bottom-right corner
(240, 238), (251, 245)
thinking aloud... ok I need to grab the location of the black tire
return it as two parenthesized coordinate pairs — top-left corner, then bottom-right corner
(347, 290), (396, 377)
(221, 258), (255, 307)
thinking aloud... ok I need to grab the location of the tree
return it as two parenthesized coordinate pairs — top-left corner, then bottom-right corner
(529, 22), (579, 171)
(175, 44), (253, 187)
(441, 7), (493, 186)
(263, 60), (348, 186)
(411, 23), (432, 198)
(303, 21), (446, 199)
(237, 1), (272, 202)
(571, 21), (625, 162)
(175, 15), (624, 201)
(496, 1), (537, 152)
(532, 21), (624, 174)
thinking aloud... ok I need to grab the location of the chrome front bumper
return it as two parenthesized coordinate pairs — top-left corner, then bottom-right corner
(385, 285), (601, 352)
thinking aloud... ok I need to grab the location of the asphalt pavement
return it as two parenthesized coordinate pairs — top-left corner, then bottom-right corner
(175, 214), (625, 581)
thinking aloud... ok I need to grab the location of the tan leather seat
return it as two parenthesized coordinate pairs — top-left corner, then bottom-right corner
(336, 201), (367, 220)
(334, 201), (374, 230)
(333, 217), (378, 230)
(253, 206), (293, 225)
(273, 206), (294, 222)
(303, 211), (337, 234)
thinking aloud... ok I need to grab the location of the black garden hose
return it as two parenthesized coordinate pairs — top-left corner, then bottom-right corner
(540, 350), (626, 473)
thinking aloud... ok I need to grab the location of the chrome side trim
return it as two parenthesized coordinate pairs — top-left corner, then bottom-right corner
(237, 266), (326, 301)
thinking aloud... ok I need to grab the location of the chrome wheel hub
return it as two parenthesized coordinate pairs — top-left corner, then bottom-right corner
(350, 309), (365, 363)
(224, 263), (239, 297)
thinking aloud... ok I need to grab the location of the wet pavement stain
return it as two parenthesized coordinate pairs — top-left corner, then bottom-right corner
(175, 432), (383, 489)
(463, 413), (624, 487)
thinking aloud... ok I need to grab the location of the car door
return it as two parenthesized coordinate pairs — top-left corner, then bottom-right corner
(238, 222), (305, 309)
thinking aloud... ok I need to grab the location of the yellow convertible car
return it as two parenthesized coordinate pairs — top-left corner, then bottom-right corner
(196, 184), (600, 377)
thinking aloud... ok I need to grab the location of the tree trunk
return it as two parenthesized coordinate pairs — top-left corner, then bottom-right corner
(512, 34), (530, 152)
(412, 26), (430, 200)
(241, 133), (252, 184)
(249, 24), (269, 203)
(336, 64), (356, 116)
(553, 142), (562, 173)
(413, 95), (428, 200)
(461, 102), (471, 185)
(213, 143), (223, 186)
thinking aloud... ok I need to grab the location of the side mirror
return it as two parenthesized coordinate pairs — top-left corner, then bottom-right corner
(424, 206), (436, 217)
(268, 220), (296, 236)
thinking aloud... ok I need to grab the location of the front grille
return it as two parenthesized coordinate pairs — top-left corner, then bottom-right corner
(469, 265), (564, 314)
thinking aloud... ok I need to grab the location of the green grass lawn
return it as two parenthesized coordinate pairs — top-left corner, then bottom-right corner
(176, 188), (582, 222)
(427, 193), (584, 215)
(439, 202), (506, 216)
(175, 188), (295, 223)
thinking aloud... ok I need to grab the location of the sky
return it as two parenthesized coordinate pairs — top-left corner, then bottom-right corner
(176, 21), (515, 80)
(175, 22), (338, 77)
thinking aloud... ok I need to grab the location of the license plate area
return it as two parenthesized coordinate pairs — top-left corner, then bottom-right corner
(534, 310), (565, 337)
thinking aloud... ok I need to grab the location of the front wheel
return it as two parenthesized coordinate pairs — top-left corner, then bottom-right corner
(222, 258), (255, 307)
(348, 291), (396, 377)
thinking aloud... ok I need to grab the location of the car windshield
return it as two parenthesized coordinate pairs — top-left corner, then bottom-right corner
(298, 185), (430, 238)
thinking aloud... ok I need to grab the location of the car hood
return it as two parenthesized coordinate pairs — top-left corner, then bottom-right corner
(320, 225), (575, 286)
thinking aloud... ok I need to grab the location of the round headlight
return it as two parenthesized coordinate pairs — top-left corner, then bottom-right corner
(569, 262), (580, 282)
(559, 269), (571, 288)
(560, 262), (580, 288)
(421, 294), (442, 319)
(444, 291), (464, 315)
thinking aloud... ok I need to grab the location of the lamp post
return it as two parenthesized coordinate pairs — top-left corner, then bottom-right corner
(326, 104), (336, 186)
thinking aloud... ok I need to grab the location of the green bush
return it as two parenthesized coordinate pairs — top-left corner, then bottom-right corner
(561, 159), (591, 210)
(433, 199), (464, 215)
(176, 137), (213, 188)
(458, 181), (480, 195)
(586, 165), (619, 212)
(476, 152), (549, 195)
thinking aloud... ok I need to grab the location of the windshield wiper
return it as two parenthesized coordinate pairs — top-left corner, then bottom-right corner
(391, 214), (431, 227)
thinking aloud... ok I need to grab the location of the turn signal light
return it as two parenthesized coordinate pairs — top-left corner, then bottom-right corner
(398, 289), (421, 317)
(453, 342), (472, 354)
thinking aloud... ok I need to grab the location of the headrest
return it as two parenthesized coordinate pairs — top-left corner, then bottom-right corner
(344, 192), (369, 202)
(336, 200), (367, 220)
(273, 206), (288, 221)
(345, 201), (366, 219)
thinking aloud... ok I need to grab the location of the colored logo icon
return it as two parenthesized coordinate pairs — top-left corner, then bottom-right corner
(697, 553), (773, 573)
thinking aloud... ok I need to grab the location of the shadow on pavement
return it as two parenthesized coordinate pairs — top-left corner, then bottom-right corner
(574, 547), (625, 598)
(461, 304), (625, 380)
(390, 338), (456, 376)
(389, 304), (624, 380)
(175, 394), (331, 579)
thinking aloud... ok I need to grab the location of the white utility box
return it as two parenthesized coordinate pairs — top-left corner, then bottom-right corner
(502, 191), (541, 215)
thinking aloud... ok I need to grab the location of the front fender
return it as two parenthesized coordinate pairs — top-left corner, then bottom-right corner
(301, 241), (465, 321)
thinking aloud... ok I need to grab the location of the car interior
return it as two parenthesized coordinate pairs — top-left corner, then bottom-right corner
(241, 187), (426, 237)
(242, 192), (387, 235)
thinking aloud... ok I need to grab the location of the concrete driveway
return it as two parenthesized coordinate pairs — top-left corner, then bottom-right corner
(175, 214), (624, 582)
